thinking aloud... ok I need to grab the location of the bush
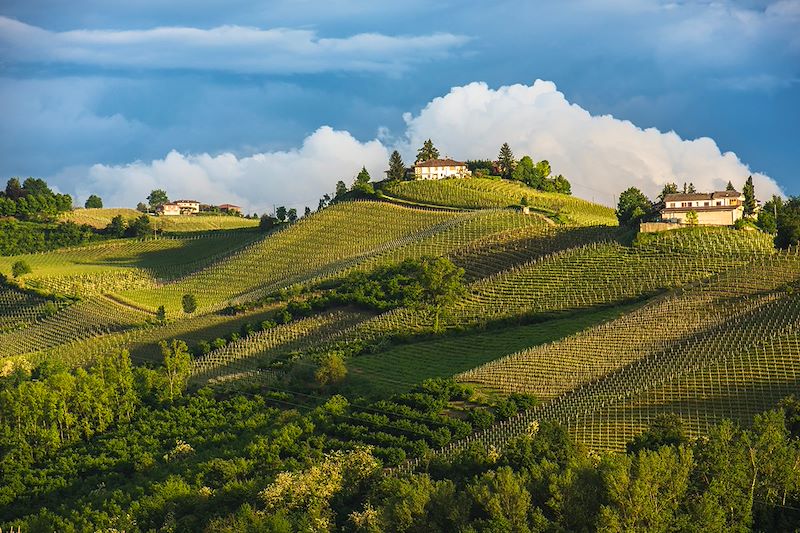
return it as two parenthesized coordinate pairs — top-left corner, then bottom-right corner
(469, 409), (496, 430)
(11, 260), (31, 278)
(182, 293), (197, 314)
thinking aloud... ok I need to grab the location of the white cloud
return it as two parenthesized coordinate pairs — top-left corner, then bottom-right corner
(68, 80), (781, 211)
(0, 16), (468, 74)
(76, 126), (389, 212)
(398, 80), (782, 204)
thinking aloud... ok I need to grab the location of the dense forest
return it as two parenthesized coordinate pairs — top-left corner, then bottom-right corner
(0, 346), (798, 531)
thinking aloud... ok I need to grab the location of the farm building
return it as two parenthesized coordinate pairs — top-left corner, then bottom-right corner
(413, 158), (471, 180)
(219, 203), (242, 214)
(156, 203), (181, 216)
(661, 190), (745, 226)
(174, 199), (200, 214)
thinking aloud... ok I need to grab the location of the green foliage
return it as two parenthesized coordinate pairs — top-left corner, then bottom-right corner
(726, 180), (736, 191)
(181, 293), (197, 314)
(287, 208), (298, 223)
(416, 139), (440, 163)
(418, 256), (467, 332)
(155, 305), (166, 323)
(659, 182), (679, 202)
(498, 142), (516, 179)
(84, 194), (103, 208)
(335, 180), (348, 199)
(314, 351), (348, 387)
(743, 175), (756, 217)
(147, 189), (169, 209)
(159, 339), (192, 402)
(686, 210), (699, 225)
(0, 178), (72, 222)
(276, 206), (287, 222)
(387, 150), (406, 182)
(259, 213), (278, 231)
(627, 413), (687, 453)
(11, 260), (31, 278)
(352, 166), (375, 196)
(776, 197), (800, 248)
(616, 187), (652, 225)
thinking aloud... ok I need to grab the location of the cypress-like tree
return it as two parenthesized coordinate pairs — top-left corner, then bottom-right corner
(726, 180), (736, 191)
(415, 139), (439, 163)
(387, 150), (406, 181)
(498, 143), (516, 179)
(743, 175), (756, 216)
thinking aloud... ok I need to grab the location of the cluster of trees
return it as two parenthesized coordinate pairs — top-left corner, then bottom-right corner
(0, 178), (73, 222)
(104, 214), (154, 238)
(0, 218), (98, 255)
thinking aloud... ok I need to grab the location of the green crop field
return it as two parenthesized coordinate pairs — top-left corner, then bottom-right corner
(63, 208), (259, 232)
(383, 177), (618, 225)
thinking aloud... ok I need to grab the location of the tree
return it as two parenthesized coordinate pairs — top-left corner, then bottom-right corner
(726, 181), (736, 191)
(468, 467), (532, 532)
(415, 139), (439, 163)
(125, 214), (153, 237)
(84, 195), (103, 209)
(511, 156), (535, 185)
(304, 206), (311, 217)
(259, 214), (278, 231)
(627, 414), (687, 453)
(155, 305), (166, 323)
(4, 177), (23, 200)
(616, 187), (653, 226)
(314, 352), (347, 387)
(498, 143), (516, 179)
(276, 206), (287, 222)
(333, 181), (348, 201)
(106, 215), (126, 238)
(387, 150), (406, 182)
(687, 182), (697, 194)
(743, 175), (756, 217)
(136, 202), (148, 213)
(352, 166), (374, 195)
(659, 183), (679, 202)
(686, 210), (699, 225)
(776, 197), (800, 248)
(147, 189), (169, 209)
(159, 340), (192, 402)
(552, 174), (571, 195)
(418, 256), (466, 332)
(181, 293), (197, 314)
(11, 260), (31, 278)
(287, 208), (298, 223)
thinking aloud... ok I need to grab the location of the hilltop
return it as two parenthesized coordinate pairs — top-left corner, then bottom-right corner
(0, 175), (798, 531)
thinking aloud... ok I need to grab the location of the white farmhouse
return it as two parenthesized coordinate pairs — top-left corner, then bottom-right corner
(413, 158), (471, 180)
(174, 199), (200, 214)
(661, 190), (746, 226)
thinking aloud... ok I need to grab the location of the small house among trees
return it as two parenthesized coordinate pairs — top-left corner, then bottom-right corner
(413, 158), (471, 180)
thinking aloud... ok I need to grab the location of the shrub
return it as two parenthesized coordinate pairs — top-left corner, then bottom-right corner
(11, 260), (31, 278)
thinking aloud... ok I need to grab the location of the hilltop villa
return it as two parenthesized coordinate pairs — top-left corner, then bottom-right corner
(413, 158), (471, 180)
(660, 190), (745, 226)
(174, 199), (200, 214)
(156, 203), (182, 216)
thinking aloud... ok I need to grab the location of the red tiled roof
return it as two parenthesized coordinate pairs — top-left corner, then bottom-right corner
(414, 158), (466, 168)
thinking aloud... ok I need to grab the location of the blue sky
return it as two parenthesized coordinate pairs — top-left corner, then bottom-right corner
(0, 0), (797, 211)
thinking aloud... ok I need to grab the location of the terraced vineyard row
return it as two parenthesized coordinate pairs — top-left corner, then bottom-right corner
(396, 252), (800, 466)
(0, 295), (151, 360)
(345, 240), (762, 342)
(191, 309), (370, 385)
(121, 202), (461, 313)
(0, 286), (62, 333)
(383, 178), (617, 225)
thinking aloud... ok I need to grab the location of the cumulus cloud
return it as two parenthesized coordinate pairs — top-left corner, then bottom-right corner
(0, 16), (468, 74)
(399, 80), (782, 204)
(75, 127), (388, 212)
(67, 80), (780, 212)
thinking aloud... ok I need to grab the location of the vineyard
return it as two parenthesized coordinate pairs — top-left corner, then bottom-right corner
(383, 177), (617, 225)
(0, 188), (795, 458)
(63, 208), (259, 232)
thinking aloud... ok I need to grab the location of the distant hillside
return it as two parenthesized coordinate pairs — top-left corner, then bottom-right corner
(63, 207), (259, 232)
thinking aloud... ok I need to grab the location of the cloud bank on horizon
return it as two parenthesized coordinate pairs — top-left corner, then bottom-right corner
(74, 80), (781, 212)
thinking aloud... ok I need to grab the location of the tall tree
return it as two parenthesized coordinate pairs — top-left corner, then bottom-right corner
(147, 189), (169, 209)
(287, 208), (298, 222)
(511, 155), (535, 185)
(415, 139), (440, 163)
(159, 340), (192, 402)
(617, 187), (653, 225)
(498, 143), (516, 179)
(659, 183), (679, 202)
(4, 177), (23, 200)
(743, 175), (756, 217)
(418, 256), (466, 332)
(181, 293), (197, 314)
(387, 150), (406, 181)
(276, 206), (287, 222)
(352, 166), (374, 195)
(726, 180), (736, 191)
(687, 182), (697, 194)
(84, 195), (103, 209)
(335, 181), (348, 199)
